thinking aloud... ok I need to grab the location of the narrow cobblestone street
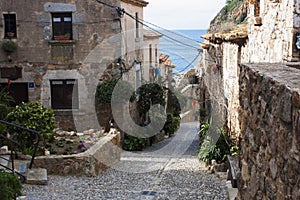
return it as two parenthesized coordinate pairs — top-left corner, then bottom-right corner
(23, 122), (229, 200)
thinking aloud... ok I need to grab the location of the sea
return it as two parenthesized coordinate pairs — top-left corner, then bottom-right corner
(159, 29), (207, 73)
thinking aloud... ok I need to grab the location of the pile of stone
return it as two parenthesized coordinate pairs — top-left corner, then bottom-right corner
(53, 128), (118, 149)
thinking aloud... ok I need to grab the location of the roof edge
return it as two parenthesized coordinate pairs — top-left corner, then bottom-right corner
(121, 0), (148, 7)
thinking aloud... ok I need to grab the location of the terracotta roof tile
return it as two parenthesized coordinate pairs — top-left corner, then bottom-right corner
(201, 23), (248, 44)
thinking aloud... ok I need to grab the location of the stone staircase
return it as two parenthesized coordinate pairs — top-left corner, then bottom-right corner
(0, 153), (48, 185)
(0, 120), (48, 186)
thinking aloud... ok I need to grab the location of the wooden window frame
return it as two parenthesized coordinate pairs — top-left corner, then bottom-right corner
(51, 13), (72, 40)
(254, 0), (260, 17)
(4, 13), (17, 39)
(149, 44), (152, 67)
(135, 12), (139, 38)
(50, 79), (78, 109)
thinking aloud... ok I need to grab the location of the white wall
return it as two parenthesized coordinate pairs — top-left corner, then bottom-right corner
(242, 0), (295, 63)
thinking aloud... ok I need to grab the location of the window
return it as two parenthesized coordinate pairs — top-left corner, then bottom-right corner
(50, 79), (78, 109)
(4, 14), (17, 38)
(0, 83), (28, 106)
(52, 13), (72, 40)
(135, 63), (142, 89)
(155, 45), (158, 67)
(149, 44), (152, 67)
(135, 12), (139, 38)
(254, 0), (260, 17)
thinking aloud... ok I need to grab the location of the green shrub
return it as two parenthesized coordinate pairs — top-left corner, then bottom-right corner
(136, 83), (166, 114)
(0, 170), (22, 200)
(96, 78), (135, 103)
(198, 120), (210, 144)
(0, 88), (14, 120)
(95, 78), (135, 132)
(122, 134), (148, 151)
(163, 113), (180, 136)
(166, 89), (184, 116)
(6, 101), (55, 152)
(1, 40), (17, 53)
(198, 136), (221, 165)
(197, 125), (237, 165)
(0, 89), (14, 146)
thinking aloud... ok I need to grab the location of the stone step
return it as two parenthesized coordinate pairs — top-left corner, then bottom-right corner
(0, 155), (10, 167)
(26, 168), (48, 185)
(3, 159), (29, 175)
(0, 157), (48, 185)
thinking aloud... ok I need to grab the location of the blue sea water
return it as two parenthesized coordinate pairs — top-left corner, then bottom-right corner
(159, 29), (207, 73)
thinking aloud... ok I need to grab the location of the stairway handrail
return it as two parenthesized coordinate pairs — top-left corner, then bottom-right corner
(0, 120), (41, 169)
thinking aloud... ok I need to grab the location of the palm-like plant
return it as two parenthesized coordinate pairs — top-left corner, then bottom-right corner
(0, 89), (13, 120)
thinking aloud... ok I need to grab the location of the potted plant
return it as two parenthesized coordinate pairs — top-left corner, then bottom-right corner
(7, 32), (15, 38)
(2, 40), (17, 53)
(54, 33), (71, 40)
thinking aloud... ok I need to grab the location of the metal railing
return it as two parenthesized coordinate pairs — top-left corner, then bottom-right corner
(0, 120), (41, 170)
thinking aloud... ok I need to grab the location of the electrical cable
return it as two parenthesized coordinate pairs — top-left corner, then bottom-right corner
(124, 11), (200, 51)
(92, 0), (203, 73)
(176, 51), (202, 73)
(138, 18), (203, 43)
(159, 34), (200, 52)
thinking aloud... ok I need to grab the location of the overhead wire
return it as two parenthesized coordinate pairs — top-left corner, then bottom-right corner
(95, 0), (202, 52)
(93, 0), (203, 72)
(138, 18), (203, 43)
(125, 11), (200, 51)
(176, 51), (202, 73)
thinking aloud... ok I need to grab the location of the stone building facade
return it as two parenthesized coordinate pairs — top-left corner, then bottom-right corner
(0, 0), (149, 131)
(200, 0), (300, 135)
(200, 0), (300, 199)
(143, 29), (162, 84)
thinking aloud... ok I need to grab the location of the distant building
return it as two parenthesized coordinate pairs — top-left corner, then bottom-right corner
(142, 29), (162, 84)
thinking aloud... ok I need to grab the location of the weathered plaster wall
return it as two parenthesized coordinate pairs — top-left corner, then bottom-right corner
(201, 45), (228, 130)
(200, 42), (242, 135)
(238, 63), (300, 200)
(222, 42), (241, 135)
(242, 0), (296, 62)
(143, 34), (160, 83)
(120, 2), (144, 87)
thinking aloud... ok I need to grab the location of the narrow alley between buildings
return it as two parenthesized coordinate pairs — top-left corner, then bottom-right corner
(23, 122), (229, 200)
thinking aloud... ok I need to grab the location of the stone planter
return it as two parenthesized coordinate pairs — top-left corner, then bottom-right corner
(34, 132), (121, 176)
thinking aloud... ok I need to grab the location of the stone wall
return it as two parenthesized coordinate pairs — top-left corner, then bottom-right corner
(222, 42), (241, 135)
(34, 132), (121, 176)
(238, 63), (300, 200)
(242, 0), (296, 62)
(199, 44), (230, 132)
(0, 0), (149, 131)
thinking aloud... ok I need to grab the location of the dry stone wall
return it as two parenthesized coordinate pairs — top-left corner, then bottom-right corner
(238, 63), (300, 200)
(34, 132), (121, 176)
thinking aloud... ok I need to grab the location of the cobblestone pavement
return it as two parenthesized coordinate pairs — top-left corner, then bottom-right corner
(23, 122), (229, 200)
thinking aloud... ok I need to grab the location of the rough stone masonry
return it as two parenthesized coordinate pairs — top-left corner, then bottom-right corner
(237, 63), (300, 200)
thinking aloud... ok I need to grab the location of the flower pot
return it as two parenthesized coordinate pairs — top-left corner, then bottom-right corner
(54, 35), (70, 40)
(7, 32), (15, 38)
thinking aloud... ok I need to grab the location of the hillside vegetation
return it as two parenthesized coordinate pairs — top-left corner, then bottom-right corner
(207, 0), (247, 33)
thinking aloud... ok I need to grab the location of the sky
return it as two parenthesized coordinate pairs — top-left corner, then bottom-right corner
(144, 0), (226, 30)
